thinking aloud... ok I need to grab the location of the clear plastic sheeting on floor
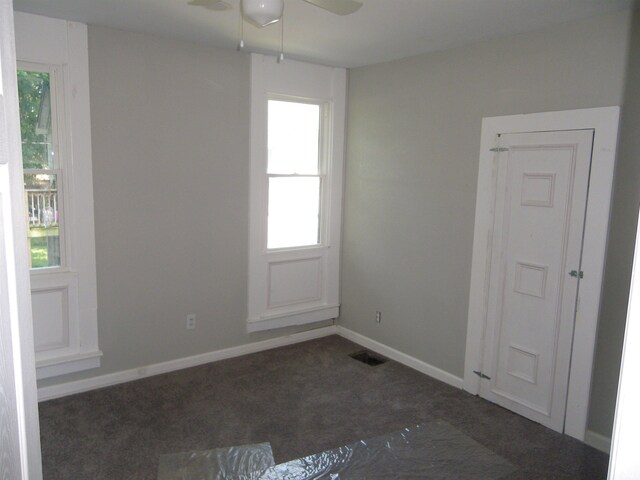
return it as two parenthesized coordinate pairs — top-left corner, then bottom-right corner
(260, 421), (516, 479)
(158, 421), (516, 479)
(157, 443), (274, 480)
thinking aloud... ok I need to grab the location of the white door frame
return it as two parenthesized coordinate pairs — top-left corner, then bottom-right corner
(464, 107), (620, 441)
(608, 206), (640, 479)
(0, 0), (43, 477)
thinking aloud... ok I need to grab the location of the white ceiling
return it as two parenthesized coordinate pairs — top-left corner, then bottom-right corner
(13, 0), (632, 68)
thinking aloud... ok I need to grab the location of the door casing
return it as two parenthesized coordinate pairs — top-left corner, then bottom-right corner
(465, 107), (620, 442)
(0, 0), (43, 476)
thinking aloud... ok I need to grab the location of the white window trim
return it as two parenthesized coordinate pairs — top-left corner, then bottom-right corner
(14, 13), (101, 378)
(248, 53), (346, 332)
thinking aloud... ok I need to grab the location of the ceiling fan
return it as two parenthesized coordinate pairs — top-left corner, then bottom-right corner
(188, 0), (363, 27)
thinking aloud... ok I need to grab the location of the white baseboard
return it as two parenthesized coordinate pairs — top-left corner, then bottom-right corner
(38, 325), (337, 402)
(336, 329), (611, 452)
(336, 326), (464, 389)
(584, 429), (611, 453)
(39, 324), (466, 401)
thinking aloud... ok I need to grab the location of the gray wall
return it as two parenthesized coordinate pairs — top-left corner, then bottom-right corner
(340, 10), (631, 436)
(39, 26), (330, 388)
(37, 9), (638, 440)
(589, 7), (640, 437)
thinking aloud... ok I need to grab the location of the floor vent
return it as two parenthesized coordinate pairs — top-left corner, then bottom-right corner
(349, 350), (389, 367)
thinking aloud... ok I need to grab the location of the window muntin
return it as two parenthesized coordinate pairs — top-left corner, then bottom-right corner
(18, 66), (65, 269)
(267, 99), (324, 250)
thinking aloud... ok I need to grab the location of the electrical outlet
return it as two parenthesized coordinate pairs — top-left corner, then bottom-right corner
(375, 311), (382, 324)
(186, 314), (196, 330)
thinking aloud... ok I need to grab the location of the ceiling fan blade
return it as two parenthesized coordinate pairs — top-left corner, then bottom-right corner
(187, 0), (231, 11)
(303, 0), (363, 16)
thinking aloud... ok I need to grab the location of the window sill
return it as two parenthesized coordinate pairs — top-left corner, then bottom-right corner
(36, 350), (102, 380)
(247, 304), (339, 333)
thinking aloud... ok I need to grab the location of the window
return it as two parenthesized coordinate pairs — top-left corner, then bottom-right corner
(247, 54), (346, 332)
(18, 65), (66, 269)
(267, 99), (324, 249)
(15, 14), (101, 380)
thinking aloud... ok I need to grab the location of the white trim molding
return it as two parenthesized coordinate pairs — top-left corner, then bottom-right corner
(38, 325), (337, 401)
(35, 351), (102, 380)
(14, 13), (100, 380)
(585, 430), (612, 454)
(39, 324), (468, 402)
(247, 54), (346, 333)
(608, 206), (640, 478)
(0, 1), (43, 476)
(337, 326), (464, 389)
(247, 304), (339, 333)
(464, 107), (621, 442)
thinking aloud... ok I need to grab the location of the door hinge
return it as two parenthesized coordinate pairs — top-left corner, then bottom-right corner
(490, 147), (509, 152)
(473, 370), (491, 380)
(569, 270), (584, 279)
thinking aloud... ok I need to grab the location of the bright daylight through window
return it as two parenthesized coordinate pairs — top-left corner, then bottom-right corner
(18, 67), (64, 269)
(267, 99), (323, 249)
(248, 54), (345, 331)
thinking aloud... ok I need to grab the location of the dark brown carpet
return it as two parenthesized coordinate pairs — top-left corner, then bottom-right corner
(38, 335), (608, 479)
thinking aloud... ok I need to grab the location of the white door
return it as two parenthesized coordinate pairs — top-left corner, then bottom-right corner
(480, 129), (593, 432)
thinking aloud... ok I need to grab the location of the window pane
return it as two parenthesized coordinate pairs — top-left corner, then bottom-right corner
(268, 100), (320, 175)
(17, 70), (55, 170)
(25, 173), (61, 268)
(268, 177), (320, 249)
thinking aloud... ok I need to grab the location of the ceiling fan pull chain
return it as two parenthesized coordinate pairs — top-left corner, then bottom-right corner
(238, 1), (244, 50)
(278, 8), (285, 63)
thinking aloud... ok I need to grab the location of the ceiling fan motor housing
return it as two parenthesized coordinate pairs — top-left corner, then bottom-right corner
(242, 0), (284, 27)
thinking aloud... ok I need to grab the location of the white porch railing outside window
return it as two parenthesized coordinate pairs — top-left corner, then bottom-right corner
(25, 188), (58, 227)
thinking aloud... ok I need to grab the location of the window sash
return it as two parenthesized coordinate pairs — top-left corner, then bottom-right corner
(266, 97), (328, 251)
(267, 175), (323, 250)
(267, 98), (321, 175)
(18, 62), (68, 270)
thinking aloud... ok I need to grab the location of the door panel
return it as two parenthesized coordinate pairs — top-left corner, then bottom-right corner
(481, 130), (593, 432)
